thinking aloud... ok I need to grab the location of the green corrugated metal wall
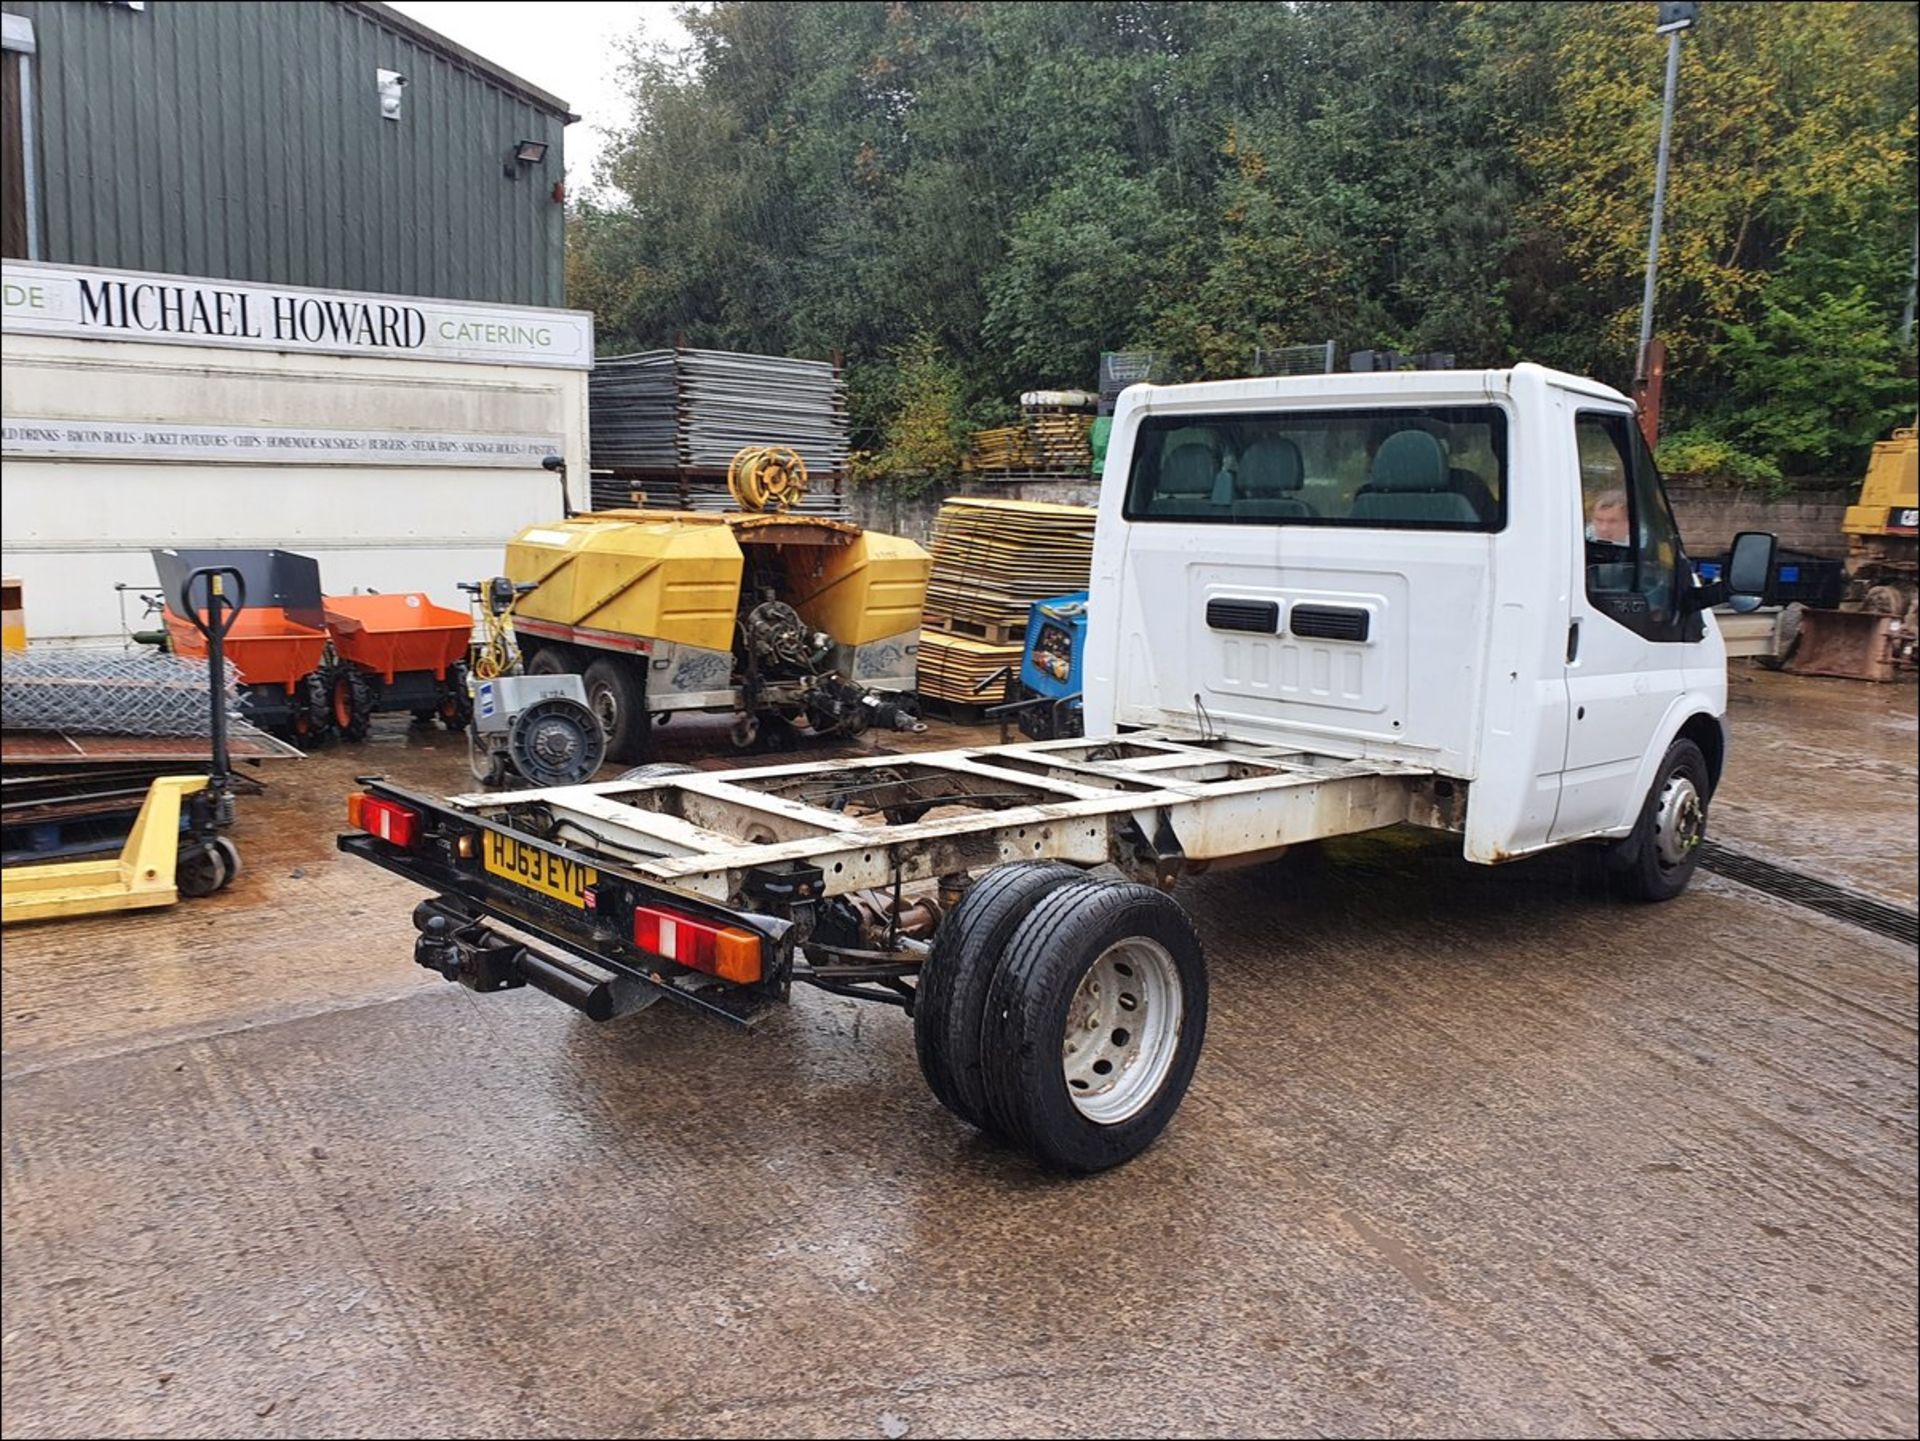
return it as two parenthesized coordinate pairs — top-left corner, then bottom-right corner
(8, 0), (566, 307)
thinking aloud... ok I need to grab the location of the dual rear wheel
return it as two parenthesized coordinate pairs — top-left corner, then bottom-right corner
(913, 865), (1208, 1173)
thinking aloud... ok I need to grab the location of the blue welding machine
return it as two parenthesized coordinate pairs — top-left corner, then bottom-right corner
(1015, 591), (1088, 740)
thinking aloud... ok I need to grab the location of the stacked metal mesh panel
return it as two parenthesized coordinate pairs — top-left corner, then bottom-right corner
(590, 349), (849, 476)
(587, 352), (679, 468)
(1, 650), (252, 738)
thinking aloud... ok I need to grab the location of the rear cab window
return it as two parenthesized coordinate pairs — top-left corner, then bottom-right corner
(1121, 405), (1507, 531)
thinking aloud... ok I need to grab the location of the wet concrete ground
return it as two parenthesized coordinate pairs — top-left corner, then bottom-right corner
(3, 670), (1915, 1438)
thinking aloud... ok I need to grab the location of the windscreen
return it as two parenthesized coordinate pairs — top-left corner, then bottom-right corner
(1121, 405), (1507, 531)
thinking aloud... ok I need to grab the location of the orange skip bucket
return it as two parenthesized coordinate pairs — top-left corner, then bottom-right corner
(323, 594), (473, 685)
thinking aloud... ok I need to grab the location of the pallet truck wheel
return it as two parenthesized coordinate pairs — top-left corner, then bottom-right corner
(176, 841), (230, 899)
(210, 835), (242, 888)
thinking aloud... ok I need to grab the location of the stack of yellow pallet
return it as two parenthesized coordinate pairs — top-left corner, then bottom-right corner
(916, 499), (1097, 704)
(963, 424), (1038, 473)
(963, 413), (1094, 474)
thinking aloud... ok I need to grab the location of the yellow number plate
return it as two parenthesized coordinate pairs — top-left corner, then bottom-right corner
(482, 831), (597, 908)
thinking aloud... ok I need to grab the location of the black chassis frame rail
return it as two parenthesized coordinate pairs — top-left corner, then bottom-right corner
(338, 780), (796, 1028)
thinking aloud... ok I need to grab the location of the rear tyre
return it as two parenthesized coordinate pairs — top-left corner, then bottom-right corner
(1610, 738), (1710, 903)
(583, 657), (650, 765)
(915, 862), (1087, 1133)
(329, 665), (376, 742)
(979, 880), (1208, 1173)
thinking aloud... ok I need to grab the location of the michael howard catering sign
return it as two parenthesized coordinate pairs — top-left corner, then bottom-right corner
(1, 261), (593, 370)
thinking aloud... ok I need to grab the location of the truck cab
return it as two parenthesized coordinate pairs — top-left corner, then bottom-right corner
(1085, 363), (1741, 865)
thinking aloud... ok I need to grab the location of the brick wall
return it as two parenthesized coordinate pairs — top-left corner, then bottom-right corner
(1667, 486), (1850, 559)
(846, 478), (1101, 544)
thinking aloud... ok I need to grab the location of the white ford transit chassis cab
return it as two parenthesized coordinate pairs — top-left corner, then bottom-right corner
(343, 364), (1776, 1173)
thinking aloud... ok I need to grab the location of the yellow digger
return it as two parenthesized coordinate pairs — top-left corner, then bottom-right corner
(1790, 426), (1918, 682)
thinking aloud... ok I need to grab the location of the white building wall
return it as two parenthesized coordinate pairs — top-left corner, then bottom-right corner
(1, 333), (589, 644)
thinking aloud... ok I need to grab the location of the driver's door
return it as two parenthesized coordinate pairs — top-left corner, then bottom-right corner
(1552, 410), (1694, 842)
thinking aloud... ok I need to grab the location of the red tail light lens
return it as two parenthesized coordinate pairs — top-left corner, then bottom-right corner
(633, 906), (762, 984)
(347, 792), (421, 848)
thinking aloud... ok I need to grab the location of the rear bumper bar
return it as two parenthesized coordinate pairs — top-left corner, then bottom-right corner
(338, 782), (793, 1027)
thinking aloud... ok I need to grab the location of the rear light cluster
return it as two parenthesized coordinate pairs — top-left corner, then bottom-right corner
(633, 905), (762, 984)
(347, 792), (421, 848)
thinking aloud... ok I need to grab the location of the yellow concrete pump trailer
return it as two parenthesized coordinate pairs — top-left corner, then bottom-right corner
(502, 511), (931, 760)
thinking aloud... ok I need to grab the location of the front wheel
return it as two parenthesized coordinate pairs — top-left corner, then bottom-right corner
(1610, 738), (1710, 902)
(977, 880), (1208, 1173)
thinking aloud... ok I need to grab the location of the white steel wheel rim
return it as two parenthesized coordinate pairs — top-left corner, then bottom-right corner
(1654, 773), (1704, 869)
(1061, 937), (1183, 1125)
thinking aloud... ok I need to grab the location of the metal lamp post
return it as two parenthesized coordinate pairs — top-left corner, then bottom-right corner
(1636, 1), (1699, 386)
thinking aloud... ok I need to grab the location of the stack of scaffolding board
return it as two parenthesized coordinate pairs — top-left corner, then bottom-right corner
(963, 412), (1095, 477)
(916, 499), (1097, 705)
(588, 348), (851, 516)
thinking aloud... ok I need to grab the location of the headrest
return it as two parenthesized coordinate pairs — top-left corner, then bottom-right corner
(1159, 442), (1220, 496)
(1237, 438), (1304, 496)
(1370, 430), (1449, 492)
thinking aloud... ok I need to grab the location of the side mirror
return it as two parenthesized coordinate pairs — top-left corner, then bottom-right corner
(1724, 530), (1777, 613)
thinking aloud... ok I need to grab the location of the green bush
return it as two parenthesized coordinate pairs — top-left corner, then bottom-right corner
(847, 335), (968, 498)
(1656, 428), (1784, 489)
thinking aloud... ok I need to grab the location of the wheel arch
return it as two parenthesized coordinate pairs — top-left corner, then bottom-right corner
(1675, 709), (1727, 796)
(1613, 698), (1728, 836)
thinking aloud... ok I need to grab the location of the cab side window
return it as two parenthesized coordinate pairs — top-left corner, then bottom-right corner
(1575, 411), (1691, 642)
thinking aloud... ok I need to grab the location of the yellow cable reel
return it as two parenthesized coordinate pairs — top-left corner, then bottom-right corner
(728, 445), (809, 513)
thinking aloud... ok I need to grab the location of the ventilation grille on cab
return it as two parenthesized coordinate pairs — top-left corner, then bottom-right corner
(1288, 605), (1371, 642)
(1205, 599), (1280, 634)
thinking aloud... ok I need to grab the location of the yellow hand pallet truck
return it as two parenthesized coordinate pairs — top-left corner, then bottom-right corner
(3, 565), (246, 924)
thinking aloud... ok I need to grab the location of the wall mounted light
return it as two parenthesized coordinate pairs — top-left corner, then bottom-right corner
(505, 139), (549, 176)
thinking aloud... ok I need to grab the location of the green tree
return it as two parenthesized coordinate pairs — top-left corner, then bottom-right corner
(572, 0), (1919, 486)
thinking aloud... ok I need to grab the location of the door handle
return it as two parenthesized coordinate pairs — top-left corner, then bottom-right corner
(1566, 618), (1581, 663)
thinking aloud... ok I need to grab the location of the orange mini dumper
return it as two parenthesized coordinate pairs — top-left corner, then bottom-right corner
(154, 548), (334, 745)
(321, 593), (473, 741)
